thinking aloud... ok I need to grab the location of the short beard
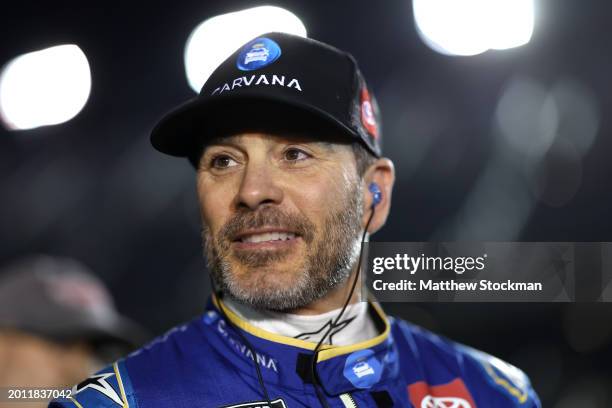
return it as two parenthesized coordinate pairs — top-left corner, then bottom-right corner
(202, 185), (364, 312)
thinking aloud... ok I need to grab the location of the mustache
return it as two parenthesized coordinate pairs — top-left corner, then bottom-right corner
(218, 206), (316, 244)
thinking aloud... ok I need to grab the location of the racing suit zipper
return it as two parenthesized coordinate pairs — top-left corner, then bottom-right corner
(339, 393), (358, 408)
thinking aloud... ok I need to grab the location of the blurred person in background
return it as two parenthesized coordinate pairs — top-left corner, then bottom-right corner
(0, 255), (147, 408)
(51, 33), (540, 407)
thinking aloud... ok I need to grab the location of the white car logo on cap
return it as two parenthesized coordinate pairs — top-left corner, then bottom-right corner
(244, 44), (270, 65)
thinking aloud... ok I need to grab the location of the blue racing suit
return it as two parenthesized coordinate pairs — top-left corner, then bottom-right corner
(50, 296), (540, 407)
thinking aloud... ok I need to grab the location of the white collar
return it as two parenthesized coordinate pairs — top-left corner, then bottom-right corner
(223, 298), (379, 346)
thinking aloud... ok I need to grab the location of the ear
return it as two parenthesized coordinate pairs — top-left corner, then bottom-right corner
(362, 158), (395, 234)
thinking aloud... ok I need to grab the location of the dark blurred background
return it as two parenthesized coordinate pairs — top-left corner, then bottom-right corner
(1, 1), (611, 406)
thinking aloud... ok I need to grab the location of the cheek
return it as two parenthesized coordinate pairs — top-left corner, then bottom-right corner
(285, 172), (353, 220)
(197, 176), (236, 231)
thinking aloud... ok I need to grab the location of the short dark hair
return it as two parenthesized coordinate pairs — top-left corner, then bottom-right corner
(352, 142), (377, 178)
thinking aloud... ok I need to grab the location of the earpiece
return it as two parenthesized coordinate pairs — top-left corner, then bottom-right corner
(368, 182), (382, 207)
(312, 182), (381, 408)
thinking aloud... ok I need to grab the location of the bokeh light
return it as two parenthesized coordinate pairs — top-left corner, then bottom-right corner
(550, 78), (600, 157)
(413, 0), (534, 56)
(495, 77), (559, 159)
(0, 44), (91, 130)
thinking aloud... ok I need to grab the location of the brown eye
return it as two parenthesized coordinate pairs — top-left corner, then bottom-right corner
(284, 148), (309, 162)
(211, 155), (237, 169)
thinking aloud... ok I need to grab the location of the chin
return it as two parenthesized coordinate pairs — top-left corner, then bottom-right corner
(239, 264), (302, 290)
(223, 265), (317, 311)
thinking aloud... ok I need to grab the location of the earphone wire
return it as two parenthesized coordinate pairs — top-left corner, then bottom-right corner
(208, 188), (379, 408)
(209, 275), (273, 406)
(309, 202), (377, 408)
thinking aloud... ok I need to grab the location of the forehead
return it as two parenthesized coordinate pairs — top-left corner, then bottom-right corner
(203, 132), (349, 151)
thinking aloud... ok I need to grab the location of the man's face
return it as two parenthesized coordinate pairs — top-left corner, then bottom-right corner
(197, 133), (365, 311)
(0, 330), (99, 395)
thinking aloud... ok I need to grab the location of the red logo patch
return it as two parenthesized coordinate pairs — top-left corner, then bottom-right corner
(407, 379), (477, 408)
(360, 88), (378, 139)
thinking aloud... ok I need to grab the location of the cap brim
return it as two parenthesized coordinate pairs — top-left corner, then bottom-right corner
(3, 313), (150, 351)
(150, 93), (360, 158)
(79, 315), (150, 351)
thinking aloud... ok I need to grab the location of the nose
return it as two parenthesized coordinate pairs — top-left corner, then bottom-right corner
(235, 160), (283, 210)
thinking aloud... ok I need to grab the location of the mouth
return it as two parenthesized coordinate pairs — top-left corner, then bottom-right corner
(232, 229), (301, 249)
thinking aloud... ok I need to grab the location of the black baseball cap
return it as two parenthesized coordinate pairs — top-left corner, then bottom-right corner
(150, 32), (382, 162)
(0, 255), (148, 350)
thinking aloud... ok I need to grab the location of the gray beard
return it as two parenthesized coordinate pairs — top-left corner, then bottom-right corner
(202, 185), (364, 312)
